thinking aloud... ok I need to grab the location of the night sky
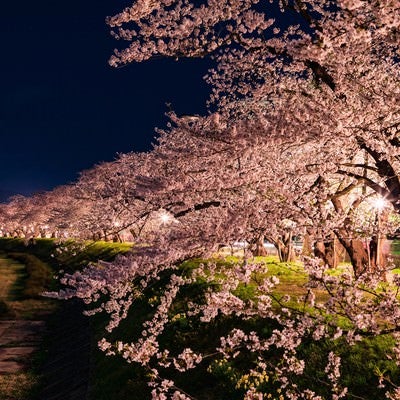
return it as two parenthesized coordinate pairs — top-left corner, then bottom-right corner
(1, 0), (211, 202)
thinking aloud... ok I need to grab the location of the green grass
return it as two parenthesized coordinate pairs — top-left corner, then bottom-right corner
(50, 239), (132, 272)
(1, 240), (398, 399)
(85, 255), (399, 399)
(392, 268), (400, 274)
(5, 253), (54, 298)
(0, 372), (41, 400)
(390, 240), (400, 256)
(0, 238), (132, 273)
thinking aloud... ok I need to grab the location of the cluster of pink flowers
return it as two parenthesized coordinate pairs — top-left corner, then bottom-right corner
(2, 0), (400, 398)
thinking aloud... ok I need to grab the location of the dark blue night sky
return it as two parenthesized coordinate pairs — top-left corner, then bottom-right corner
(0, 0), (210, 202)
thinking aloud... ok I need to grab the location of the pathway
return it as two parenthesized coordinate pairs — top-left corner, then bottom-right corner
(0, 258), (47, 371)
(0, 256), (90, 400)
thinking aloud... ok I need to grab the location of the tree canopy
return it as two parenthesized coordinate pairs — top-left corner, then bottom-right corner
(1, 1), (400, 399)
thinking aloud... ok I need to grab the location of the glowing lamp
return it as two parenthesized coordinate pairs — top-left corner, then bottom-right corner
(372, 197), (386, 211)
(160, 213), (171, 223)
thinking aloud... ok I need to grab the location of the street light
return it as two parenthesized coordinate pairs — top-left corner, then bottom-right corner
(160, 213), (171, 224)
(372, 197), (386, 212)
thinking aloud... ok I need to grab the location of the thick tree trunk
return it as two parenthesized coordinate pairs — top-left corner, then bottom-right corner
(92, 231), (102, 241)
(330, 197), (371, 277)
(314, 236), (342, 269)
(336, 235), (370, 277)
(302, 233), (313, 257)
(113, 233), (122, 242)
(276, 232), (296, 262)
(251, 235), (267, 256)
(368, 235), (388, 274)
(102, 230), (111, 242)
(278, 244), (295, 262)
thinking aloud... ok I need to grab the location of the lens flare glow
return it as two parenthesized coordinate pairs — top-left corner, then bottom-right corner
(160, 213), (171, 223)
(372, 197), (386, 210)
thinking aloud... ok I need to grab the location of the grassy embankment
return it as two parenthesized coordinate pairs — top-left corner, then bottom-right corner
(0, 239), (399, 399)
(88, 255), (400, 400)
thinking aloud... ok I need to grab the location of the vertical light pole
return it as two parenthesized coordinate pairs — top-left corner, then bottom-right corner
(377, 209), (381, 268)
(372, 197), (386, 269)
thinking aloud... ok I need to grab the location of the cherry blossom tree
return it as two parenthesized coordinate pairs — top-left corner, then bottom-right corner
(89, 1), (400, 397)
(105, 0), (400, 270)
(2, 113), (399, 398)
(2, 1), (400, 398)
(43, 108), (399, 399)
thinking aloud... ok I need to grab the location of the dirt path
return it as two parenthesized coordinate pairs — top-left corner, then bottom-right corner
(0, 256), (90, 400)
(0, 258), (46, 374)
(0, 258), (48, 372)
(0, 320), (46, 373)
(0, 257), (50, 399)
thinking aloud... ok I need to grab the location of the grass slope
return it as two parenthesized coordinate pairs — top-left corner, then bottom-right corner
(88, 256), (400, 400)
(0, 239), (399, 399)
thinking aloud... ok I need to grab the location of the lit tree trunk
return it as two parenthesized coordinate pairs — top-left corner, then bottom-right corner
(331, 197), (370, 277)
(92, 231), (102, 241)
(374, 209), (388, 271)
(336, 213), (388, 278)
(275, 232), (296, 262)
(103, 230), (111, 242)
(314, 235), (341, 269)
(302, 232), (313, 257)
(129, 229), (138, 240)
(368, 237), (387, 273)
(337, 230), (370, 277)
(113, 233), (122, 242)
(250, 234), (267, 256)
